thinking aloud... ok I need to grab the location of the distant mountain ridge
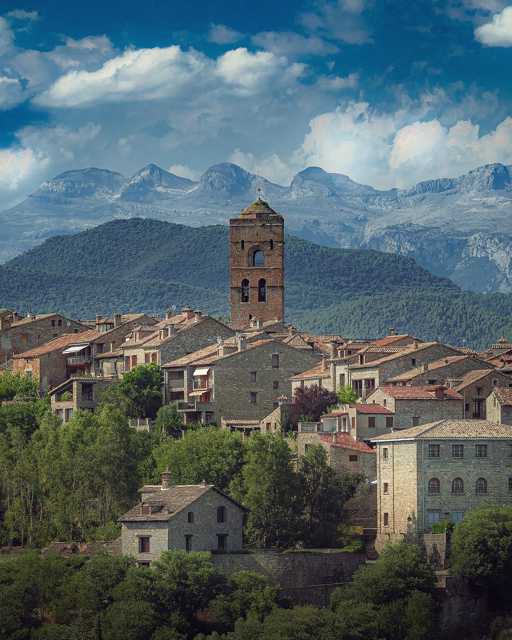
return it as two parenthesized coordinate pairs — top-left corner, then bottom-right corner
(2, 160), (512, 292)
(1, 217), (512, 349)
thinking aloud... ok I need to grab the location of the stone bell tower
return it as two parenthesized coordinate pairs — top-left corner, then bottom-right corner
(229, 198), (285, 330)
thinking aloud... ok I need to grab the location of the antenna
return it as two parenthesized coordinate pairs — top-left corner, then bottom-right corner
(257, 186), (263, 201)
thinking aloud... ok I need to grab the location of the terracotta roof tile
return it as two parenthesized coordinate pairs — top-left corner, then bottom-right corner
(290, 362), (330, 380)
(493, 387), (512, 406)
(371, 334), (418, 347)
(387, 355), (489, 382)
(453, 369), (507, 391)
(12, 330), (94, 358)
(372, 419), (512, 441)
(319, 432), (375, 453)
(349, 341), (452, 370)
(375, 385), (463, 401)
(354, 403), (394, 414)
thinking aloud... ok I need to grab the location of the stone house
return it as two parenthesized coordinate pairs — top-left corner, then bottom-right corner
(346, 342), (462, 399)
(487, 387), (512, 425)
(385, 354), (495, 387)
(452, 369), (512, 419)
(122, 308), (234, 372)
(290, 358), (333, 395)
(162, 336), (320, 426)
(49, 377), (113, 422)
(259, 396), (294, 434)
(12, 331), (91, 394)
(372, 420), (512, 547)
(0, 312), (87, 367)
(120, 473), (246, 563)
(366, 385), (464, 429)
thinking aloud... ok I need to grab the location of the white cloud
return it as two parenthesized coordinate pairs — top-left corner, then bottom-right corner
(208, 23), (243, 45)
(0, 146), (48, 191)
(297, 101), (512, 188)
(5, 9), (39, 21)
(215, 47), (305, 95)
(0, 75), (24, 109)
(35, 45), (209, 107)
(229, 149), (294, 185)
(251, 31), (338, 57)
(300, 0), (372, 45)
(475, 6), (512, 45)
(0, 16), (14, 54)
(316, 72), (358, 91)
(168, 164), (200, 180)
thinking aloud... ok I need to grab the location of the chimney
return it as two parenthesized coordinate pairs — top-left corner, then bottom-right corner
(0, 316), (12, 331)
(113, 313), (122, 328)
(434, 386), (445, 400)
(95, 314), (102, 329)
(413, 340), (419, 349)
(288, 325), (296, 336)
(422, 362), (429, 372)
(217, 336), (225, 357)
(236, 333), (247, 352)
(182, 306), (194, 320)
(161, 469), (172, 489)
(389, 327), (396, 336)
(194, 310), (202, 322)
(321, 356), (327, 371)
(159, 328), (167, 341)
(165, 308), (174, 320)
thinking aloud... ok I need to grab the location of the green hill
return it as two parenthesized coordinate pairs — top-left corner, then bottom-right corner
(1, 217), (510, 348)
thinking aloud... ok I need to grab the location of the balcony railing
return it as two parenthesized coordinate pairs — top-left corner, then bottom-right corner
(67, 355), (91, 366)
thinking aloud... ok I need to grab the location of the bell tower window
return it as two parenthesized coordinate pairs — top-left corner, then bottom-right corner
(241, 279), (250, 303)
(269, 239), (274, 250)
(251, 250), (264, 267)
(258, 279), (267, 302)
(241, 240), (245, 250)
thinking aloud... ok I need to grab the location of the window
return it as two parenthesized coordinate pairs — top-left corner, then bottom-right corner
(475, 444), (488, 458)
(368, 416), (376, 429)
(258, 278), (267, 302)
(81, 382), (93, 402)
(452, 444), (464, 458)
(252, 250), (264, 266)
(452, 478), (464, 495)
(411, 358), (416, 366)
(269, 239), (274, 250)
(383, 399), (387, 407)
(428, 444), (440, 458)
(217, 506), (226, 523)
(250, 392), (257, 404)
(339, 374), (346, 387)
(349, 454), (358, 462)
(451, 511), (465, 524)
(187, 511), (194, 523)
(428, 478), (440, 495)
(426, 510), (441, 525)
(131, 355), (137, 368)
(386, 416), (393, 429)
(58, 319), (62, 327)
(383, 482), (389, 494)
(272, 353), (280, 369)
(151, 352), (158, 364)
(273, 380), (279, 390)
(412, 416), (420, 427)
(185, 535), (193, 552)
(138, 536), (150, 553)
(217, 534), (228, 552)
(382, 447), (389, 460)
(383, 512), (389, 527)
(475, 478), (487, 495)
(51, 319), (56, 327)
(241, 279), (250, 303)
(509, 477), (512, 492)
(144, 353), (150, 364)
(250, 371), (257, 383)
(241, 240), (245, 250)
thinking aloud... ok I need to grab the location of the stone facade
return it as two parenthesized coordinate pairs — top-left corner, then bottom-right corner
(372, 420), (512, 547)
(454, 369), (512, 420)
(120, 483), (245, 564)
(50, 377), (113, 422)
(229, 199), (284, 330)
(487, 387), (512, 425)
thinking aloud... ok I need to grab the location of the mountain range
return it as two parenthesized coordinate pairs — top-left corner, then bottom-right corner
(2, 217), (512, 349)
(1, 161), (512, 293)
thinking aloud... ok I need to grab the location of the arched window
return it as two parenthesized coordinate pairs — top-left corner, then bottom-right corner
(241, 279), (249, 303)
(428, 478), (440, 495)
(452, 478), (464, 495)
(476, 478), (487, 495)
(252, 250), (264, 267)
(217, 506), (226, 523)
(258, 279), (266, 302)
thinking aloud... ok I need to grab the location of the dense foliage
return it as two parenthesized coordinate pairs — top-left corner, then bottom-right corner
(3, 217), (503, 346)
(288, 385), (338, 427)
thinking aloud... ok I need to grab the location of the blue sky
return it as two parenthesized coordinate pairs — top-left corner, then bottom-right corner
(1, 0), (512, 207)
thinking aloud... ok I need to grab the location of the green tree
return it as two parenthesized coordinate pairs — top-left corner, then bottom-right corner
(232, 434), (302, 548)
(155, 404), (183, 437)
(117, 363), (163, 419)
(0, 371), (38, 401)
(337, 385), (358, 404)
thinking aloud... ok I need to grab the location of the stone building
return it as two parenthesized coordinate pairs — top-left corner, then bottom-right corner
(120, 473), (246, 563)
(366, 385), (464, 429)
(122, 308), (234, 372)
(372, 420), (512, 546)
(487, 387), (512, 425)
(0, 312), (87, 367)
(229, 198), (284, 330)
(50, 376), (113, 422)
(259, 396), (294, 434)
(162, 336), (319, 426)
(385, 354), (494, 387)
(452, 369), (512, 419)
(290, 358), (333, 395)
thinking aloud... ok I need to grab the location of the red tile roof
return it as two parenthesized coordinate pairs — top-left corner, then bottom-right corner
(319, 432), (375, 453)
(291, 362), (330, 380)
(12, 330), (94, 358)
(371, 334), (418, 347)
(354, 403), (394, 414)
(376, 385), (463, 401)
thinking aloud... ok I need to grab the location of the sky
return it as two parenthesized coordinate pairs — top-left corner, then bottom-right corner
(1, 0), (512, 208)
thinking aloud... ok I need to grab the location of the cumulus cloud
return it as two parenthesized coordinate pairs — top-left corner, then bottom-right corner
(0, 16), (14, 54)
(315, 72), (358, 91)
(229, 149), (294, 185)
(300, 0), (372, 44)
(0, 75), (24, 109)
(215, 47), (305, 94)
(251, 31), (338, 57)
(168, 164), (200, 180)
(0, 146), (48, 192)
(5, 9), (39, 21)
(475, 6), (512, 45)
(208, 23), (243, 45)
(297, 101), (512, 189)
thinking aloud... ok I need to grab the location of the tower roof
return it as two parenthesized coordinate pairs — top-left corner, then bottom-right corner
(240, 197), (281, 218)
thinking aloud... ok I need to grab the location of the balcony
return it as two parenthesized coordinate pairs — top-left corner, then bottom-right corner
(67, 355), (91, 366)
(177, 398), (213, 412)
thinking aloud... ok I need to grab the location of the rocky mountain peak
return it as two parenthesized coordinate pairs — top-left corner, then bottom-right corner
(119, 163), (196, 202)
(456, 163), (511, 192)
(35, 167), (126, 199)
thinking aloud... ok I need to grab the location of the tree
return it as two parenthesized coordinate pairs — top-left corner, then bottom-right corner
(0, 371), (38, 401)
(232, 434), (303, 548)
(337, 385), (358, 404)
(117, 363), (163, 419)
(288, 385), (338, 427)
(451, 506), (512, 597)
(299, 445), (360, 547)
(155, 404), (183, 437)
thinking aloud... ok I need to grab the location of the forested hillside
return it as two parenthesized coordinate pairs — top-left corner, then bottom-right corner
(1, 217), (510, 347)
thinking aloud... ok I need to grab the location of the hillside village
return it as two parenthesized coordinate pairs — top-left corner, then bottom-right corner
(4, 198), (512, 637)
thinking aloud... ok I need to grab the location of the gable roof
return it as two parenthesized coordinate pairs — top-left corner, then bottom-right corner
(373, 385), (463, 401)
(349, 342), (459, 370)
(119, 484), (246, 522)
(162, 338), (281, 368)
(319, 432), (375, 453)
(386, 355), (491, 383)
(372, 419), (512, 442)
(371, 334), (419, 347)
(493, 387), (512, 406)
(453, 369), (509, 391)
(290, 362), (330, 380)
(12, 331), (94, 359)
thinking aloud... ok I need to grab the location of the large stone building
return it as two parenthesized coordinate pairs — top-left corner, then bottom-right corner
(229, 198), (284, 330)
(120, 473), (246, 563)
(372, 420), (512, 546)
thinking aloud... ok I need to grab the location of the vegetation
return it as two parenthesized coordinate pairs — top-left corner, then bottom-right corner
(0, 371), (38, 401)
(337, 385), (358, 404)
(288, 385), (338, 427)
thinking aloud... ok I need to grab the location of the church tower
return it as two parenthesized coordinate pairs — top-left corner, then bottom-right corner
(229, 198), (284, 330)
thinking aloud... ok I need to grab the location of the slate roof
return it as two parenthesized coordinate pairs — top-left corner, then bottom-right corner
(372, 419), (512, 442)
(119, 484), (247, 522)
(374, 385), (463, 401)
